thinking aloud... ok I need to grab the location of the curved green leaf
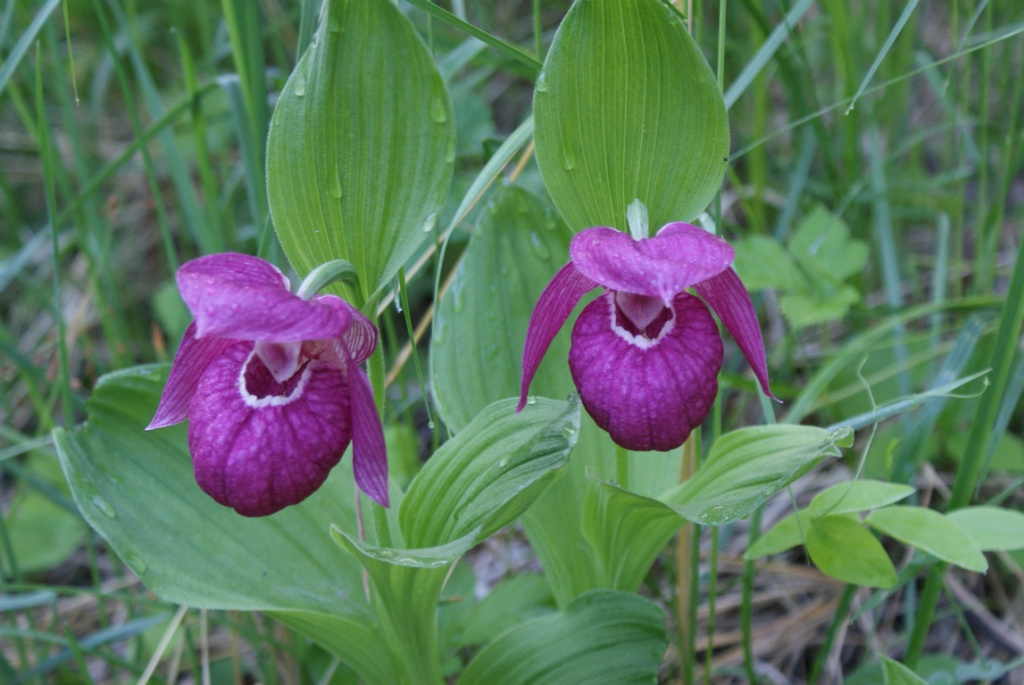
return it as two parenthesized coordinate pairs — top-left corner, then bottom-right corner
(534, 0), (729, 231)
(808, 480), (915, 516)
(266, 0), (455, 300)
(53, 366), (397, 683)
(880, 656), (928, 685)
(581, 483), (682, 591)
(866, 506), (988, 572)
(330, 531), (480, 684)
(459, 591), (666, 685)
(400, 397), (581, 549)
(946, 506), (1024, 552)
(431, 186), (573, 432)
(662, 425), (852, 525)
(806, 515), (898, 588)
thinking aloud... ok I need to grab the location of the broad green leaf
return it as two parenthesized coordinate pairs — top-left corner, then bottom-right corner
(946, 506), (1024, 551)
(745, 510), (815, 559)
(331, 531), (479, 684)
(431, 186), (572, 432)
(533, 0), (729, 232)
(581, 484), (683, 591)
(521, 413), (682, 606)
(780, 287), (861, 329)
(400, 397), (581, 549)
(266, 0), (455, 300)
(662, 425), (852, 525)
(866, 506), (988, 572)
(5, 489), (84, 573)
(459, 591), (666, 685)
(790, 206), (869, 284)
(808, 480), (915, 517)
(454, 574), (556, 648)
(805, 515), (898, 588)
(53, 366), (397, 683)
(880, 656), (928, 685)
(732, 236), (805, 292)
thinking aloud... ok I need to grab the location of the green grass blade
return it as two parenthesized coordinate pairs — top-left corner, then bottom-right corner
(0, 0), (61, 102)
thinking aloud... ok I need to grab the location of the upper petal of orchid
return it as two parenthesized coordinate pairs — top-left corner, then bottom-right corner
(348, 360), (390, 507)
(187, 342), (353, 517)
(569, 224), (734, 305)
(148, 322), (236, 429)
(518, 262), (598, 411)
(569, 292), (723, 452)
(694, 267), (776, 400)
(177, 253), (350, 343)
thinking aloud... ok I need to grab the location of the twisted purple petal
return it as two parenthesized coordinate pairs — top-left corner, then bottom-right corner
(148, 323), (236, 429)
(348, 360), (390, 507)
(569, 224), (734, 305)
(177, 253), (350, 342)
(518, 262), (598, 411)
(569, 292), (723, 451)
(694, 267), (776, 400)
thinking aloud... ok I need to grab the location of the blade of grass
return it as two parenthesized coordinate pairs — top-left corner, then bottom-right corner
(723, 0), (815, 110)
(36, 47), (74, 429)
(403, 0), (541, 71)
(906, 214), (1024, 667)
(845, 0), (919, 114)
(0, 0), (62, 102)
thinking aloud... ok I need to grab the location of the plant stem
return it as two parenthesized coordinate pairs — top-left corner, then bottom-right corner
(677, 432), (699, 684)
(906, 200), (1024, 667)
(615, 444), (630, 490)
(704, 526), (719, 684)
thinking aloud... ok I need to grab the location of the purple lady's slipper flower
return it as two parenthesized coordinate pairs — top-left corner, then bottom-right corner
(147, 253), (388, 516)
(518, 223), (775, 452)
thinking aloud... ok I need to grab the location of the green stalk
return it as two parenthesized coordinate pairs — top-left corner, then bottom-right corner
(703, 527), (719, 684)
(615, 444), (630, 491)
(36, 49), (74, 430)
(906, 194), (1024, 667)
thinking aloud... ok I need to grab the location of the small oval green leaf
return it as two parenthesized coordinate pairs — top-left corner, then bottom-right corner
(534, 0), (729, 231)
(866, 506), (988, 572)
(808, 479), (915, 517)
(946, 506), (1024, 551)
(805, 515), (898, 588)
(266, 0), (455, 300)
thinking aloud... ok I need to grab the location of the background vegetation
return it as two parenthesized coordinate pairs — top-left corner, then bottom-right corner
(1, 0), (1022, 682)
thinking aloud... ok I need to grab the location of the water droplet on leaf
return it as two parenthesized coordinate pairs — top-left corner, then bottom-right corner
(528, 232), (550, 260)
(422, 212), (438, 233)
(293, 75), (307, 97)
(92, 495), (116, 518)
(123, 553), (147, 575)
(430, 97), (448, 123)
(561, 145), (577, 171)
(535, 71), (549, 92)
(328, 173), (343, 199)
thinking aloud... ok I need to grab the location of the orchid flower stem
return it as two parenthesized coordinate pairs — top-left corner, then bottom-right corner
(367, 345), (392, 549)
(704, 527), (719, 684)
(615, 444), (629, 490)
(676, 431), (699, 685)
(397, 267), (434, 430)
